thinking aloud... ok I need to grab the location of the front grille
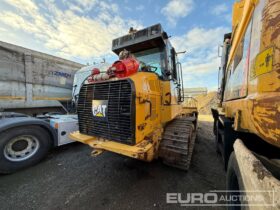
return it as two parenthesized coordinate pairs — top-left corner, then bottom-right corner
(77, 79), (135, 145)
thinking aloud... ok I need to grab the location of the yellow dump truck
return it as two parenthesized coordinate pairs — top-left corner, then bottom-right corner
(212, 0), (280, 208)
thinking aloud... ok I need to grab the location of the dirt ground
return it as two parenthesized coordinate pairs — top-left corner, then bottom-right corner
(0, 115), (226, 210)
(194, 92), (219, 115)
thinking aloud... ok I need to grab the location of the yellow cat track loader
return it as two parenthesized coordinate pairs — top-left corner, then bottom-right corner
(70, 24), (198, 170)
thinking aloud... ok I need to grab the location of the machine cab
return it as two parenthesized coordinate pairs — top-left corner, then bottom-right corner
(111, 24), (184, 102)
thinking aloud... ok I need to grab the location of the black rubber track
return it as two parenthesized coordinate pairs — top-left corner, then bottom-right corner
(159, 116), (197, 170)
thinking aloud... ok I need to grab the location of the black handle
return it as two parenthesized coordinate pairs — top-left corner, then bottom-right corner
(165, 92), (171, 105)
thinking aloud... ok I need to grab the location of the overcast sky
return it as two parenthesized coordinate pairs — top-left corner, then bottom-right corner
(0, 0), (235, 90)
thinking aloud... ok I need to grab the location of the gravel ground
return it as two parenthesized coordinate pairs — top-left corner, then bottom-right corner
(0, 116), (226, 210)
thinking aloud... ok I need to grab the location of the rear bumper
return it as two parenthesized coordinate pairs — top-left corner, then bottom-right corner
(69, 131), (155, 161)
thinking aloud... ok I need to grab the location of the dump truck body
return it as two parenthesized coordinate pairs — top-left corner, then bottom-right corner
(212, 0), (280, 208)
(0, 41), (84, 114)
(222, 0), (280, 147)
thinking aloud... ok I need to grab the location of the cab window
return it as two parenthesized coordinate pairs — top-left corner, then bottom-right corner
(224, 20), (252, 101)
(134, 48), (165, 77)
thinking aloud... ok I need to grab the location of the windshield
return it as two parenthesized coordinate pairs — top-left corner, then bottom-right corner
(134, 48), (164, 76)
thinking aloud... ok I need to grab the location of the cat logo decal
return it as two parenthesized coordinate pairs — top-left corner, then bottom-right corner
(92, 100), (108, 120)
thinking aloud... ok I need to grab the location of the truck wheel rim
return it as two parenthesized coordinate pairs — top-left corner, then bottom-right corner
(4, 135), (40, 162)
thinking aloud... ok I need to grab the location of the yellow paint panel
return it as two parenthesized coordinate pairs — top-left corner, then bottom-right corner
(69, 131), (155, 161)
(32, 97), (71, 101)
(0, 96), (25, 100)
(251, 47), (273, 78)
(232, 0), (245, 31)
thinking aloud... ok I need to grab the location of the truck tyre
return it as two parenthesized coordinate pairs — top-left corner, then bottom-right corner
(215, 121), (221, 154)
(0, 126), (52, 174)
(223, 129), (235, 171)
(226, 152), (244, 210)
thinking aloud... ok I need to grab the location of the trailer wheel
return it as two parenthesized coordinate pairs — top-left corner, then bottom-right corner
(0, 126), (52, 174)
(226, 152), (244, 210)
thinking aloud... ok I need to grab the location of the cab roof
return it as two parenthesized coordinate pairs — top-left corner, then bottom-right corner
(112, 24), (168, 55)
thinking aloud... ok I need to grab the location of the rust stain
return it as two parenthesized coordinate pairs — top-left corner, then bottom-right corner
(153, 141), (158, 154)
(252, 160), (271, 180)
(262, 0), (280, 48)
(271, 27), (280, 40)
(277, 67), (280, 80)
(137, 123), (147, 131)
(252, 96), (280, 147)
(265, 13), (280, 30)
(137, 140), (149, 148)
(144, 152), (148, 160)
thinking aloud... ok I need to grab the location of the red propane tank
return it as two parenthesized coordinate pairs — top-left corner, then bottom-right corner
(87, 67), (101, 83)
(91, 68), (100, 75)
(111, 58), (139, 78)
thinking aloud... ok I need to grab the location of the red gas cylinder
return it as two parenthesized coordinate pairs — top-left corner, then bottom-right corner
(111, 58), (139, 78)
(91, 68), (100, 75)
(87, 67), (101, 83)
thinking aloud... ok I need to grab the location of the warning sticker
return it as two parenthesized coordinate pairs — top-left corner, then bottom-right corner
(251, 47), (273, 79)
